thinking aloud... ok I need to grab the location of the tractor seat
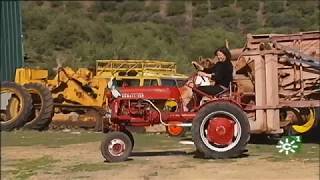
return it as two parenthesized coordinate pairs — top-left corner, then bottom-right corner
(200, 87), (229, 106)
(215, 88), (229, 97)
(215, 81), (237, 97)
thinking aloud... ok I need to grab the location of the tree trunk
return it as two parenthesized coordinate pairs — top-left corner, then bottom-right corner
(159, 0), (168, 18)
(207, 0), (212, 13)
(283, 0), (288, 11)
(233, 0), (237, 8)
(144, 0), (152, 8)
(185, 0), (193, 31)
(257, 1), (265, 26)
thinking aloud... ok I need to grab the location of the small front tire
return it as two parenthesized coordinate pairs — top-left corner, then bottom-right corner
(101, 131), (133, 162)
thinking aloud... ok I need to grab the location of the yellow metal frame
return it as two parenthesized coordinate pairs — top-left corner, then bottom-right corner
(14, 60), (186, 109)
(292, 109), (316, 133)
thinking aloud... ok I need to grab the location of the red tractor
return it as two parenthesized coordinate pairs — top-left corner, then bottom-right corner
(100, 74), (250, 162)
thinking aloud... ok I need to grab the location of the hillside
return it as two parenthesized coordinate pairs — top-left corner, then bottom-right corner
(22, 0), (320, 74)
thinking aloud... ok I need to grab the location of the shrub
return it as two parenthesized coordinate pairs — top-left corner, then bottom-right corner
(265, 1), (284, 14)
(90, 1), (118, 13)
(238, 0), (260, 11)
(167, 1), (185, 16)
(144, 1), (159, 14)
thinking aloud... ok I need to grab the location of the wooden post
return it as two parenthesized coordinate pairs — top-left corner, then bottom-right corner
(252, 55), (267, 132)
(264, 53), (281, 132)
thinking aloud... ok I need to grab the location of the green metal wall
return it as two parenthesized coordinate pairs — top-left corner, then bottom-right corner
(0, 1), (23, 81)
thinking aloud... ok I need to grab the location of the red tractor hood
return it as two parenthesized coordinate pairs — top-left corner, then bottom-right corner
(119, 86), (181, 100)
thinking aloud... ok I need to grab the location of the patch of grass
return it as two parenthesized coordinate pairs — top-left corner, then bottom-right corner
(66, 163), (124, 172)
(73, 175), (90, 179)
(190, 157), (237, 164)
(3, 156), (59, 179)
(1, 130), (190, 149)
(1, 130), (103, 147)
(249, 143), (319, 162)
(177, 164), (194, 168)
(148, 171), (158, 176)
(134, 133), (191, 151)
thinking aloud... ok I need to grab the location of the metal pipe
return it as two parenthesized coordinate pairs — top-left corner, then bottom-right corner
(142, 99), (192, 127)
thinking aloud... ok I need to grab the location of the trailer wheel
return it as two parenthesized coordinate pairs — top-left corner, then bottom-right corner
(285, 107), (320, 138)
(192, 102), (250, 159)
(1, 81), (33, 131)
(101, 131), (133, 162)
(23, 83), (54, 131)
(166, 121), (186, 137)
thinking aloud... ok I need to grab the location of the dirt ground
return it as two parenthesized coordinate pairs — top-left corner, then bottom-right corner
(1, 131), (319, 180)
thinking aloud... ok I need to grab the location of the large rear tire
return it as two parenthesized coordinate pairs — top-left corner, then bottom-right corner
(1, 81), (33, 131)
(23, 83), (54, 131)
(101, 131), (133, 162)
(192, 102), (250, 159)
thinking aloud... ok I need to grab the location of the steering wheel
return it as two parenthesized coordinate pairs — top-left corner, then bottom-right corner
(192, 61), (203, 71)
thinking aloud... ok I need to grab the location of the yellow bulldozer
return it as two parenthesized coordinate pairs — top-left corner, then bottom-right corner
(0, 60), (187, 131)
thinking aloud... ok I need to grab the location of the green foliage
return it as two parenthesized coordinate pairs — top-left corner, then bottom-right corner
(211, 0), (233, 10)
(167, 1), (185, 16)
(65, 1), (83, 11)
(90, 1), (118, 13)
(46, 14), (89, 50)
(49, 1), (64, 8)
(22, 5), (54, 31)
(240, 10), (257, 25)
(238, 0), (260, 11)
(265, 1), (284, 14)
(21, 0), (319, 74)
(144, 1), (159, 14)
(288, 1), (318, 16)
(67, 163), (123, 172)
(186, 28), (244, 60)
(194, 2), (208, 18)
(4, 156), (59, 179)
(117, 1), (144, 14)
(215, 7), (237, 18)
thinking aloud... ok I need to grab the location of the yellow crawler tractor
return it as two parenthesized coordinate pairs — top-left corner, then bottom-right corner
(0, 60), (187, 131)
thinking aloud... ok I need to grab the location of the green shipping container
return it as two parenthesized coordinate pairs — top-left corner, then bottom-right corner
(0, 1), (23, 81)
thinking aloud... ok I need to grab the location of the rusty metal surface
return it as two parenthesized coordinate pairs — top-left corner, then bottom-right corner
(232, 31), (320, 133)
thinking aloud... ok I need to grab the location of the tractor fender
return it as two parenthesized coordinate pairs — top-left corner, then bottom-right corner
(199, 98), (242, 111)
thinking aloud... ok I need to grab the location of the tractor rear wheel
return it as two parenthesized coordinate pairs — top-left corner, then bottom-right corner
(192, 102), (250, 159)
(101, 131), (133, 162)
(23, 83), (54, 131)
(1, 81), (33, 131)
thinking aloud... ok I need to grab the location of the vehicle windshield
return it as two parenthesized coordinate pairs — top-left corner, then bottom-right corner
(160, 79), (177, 87)
(116, 79), (140, 87)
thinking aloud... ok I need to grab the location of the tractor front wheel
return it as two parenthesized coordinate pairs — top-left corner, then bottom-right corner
(100, 131), (133, 162)
(122, 129), (135, 149)
(192, 102), (250, 159)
